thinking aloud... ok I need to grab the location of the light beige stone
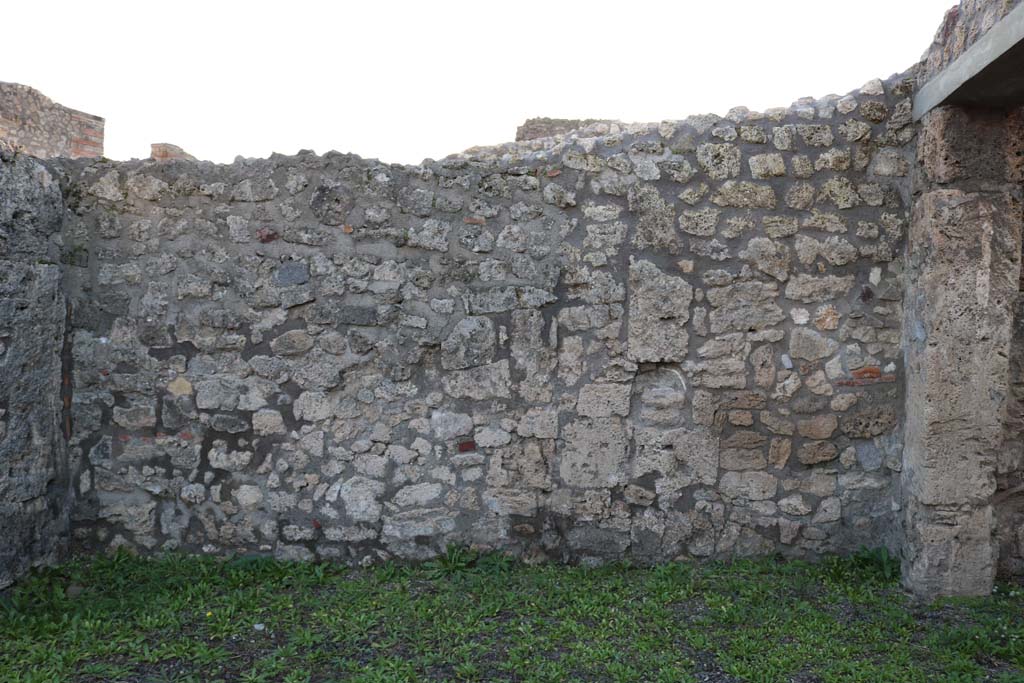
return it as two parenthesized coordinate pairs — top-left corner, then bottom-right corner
(560, 418), (628, 488)
(577, 383), (632, 418)
(797, 415), (838, 439)
(720, 471), (778, 500)
(627, 258), (692, 362)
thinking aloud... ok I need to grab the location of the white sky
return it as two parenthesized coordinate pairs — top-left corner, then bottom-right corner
(4, 0), (954, 165)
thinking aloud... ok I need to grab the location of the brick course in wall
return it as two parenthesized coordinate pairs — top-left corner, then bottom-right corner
(0, 82), (104, 159)
(150, 143), (196, 162)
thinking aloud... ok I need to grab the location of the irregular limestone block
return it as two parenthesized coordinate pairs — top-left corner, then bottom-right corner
(627, 258), (692, 363)
(696, 143), (741, 180)
(332, 476), (386, 523)
(97, 495), (157, 537)
(408, 218), (451, 251)
(293, 391), (334, 422)
(511, 310), (556, 403)
(253, 409), (285, 435)
(270, 329), (314, 356)
(798, 441), (839, 465)
(577, 383), (632, 418)
(441, 316), (495, 370)
(711, 181), (776, 208)
(789, 328), (838, 362)
(748, 153), (786, 179)
(518, 407), (559, 439)
(629, 184), (679, 251)
(706, 281), (784, 334)
(634, 426), (718, 487)
(393, 482), (443, 507)
(442, 360), (511, 400)
(739, 238), (790, 281)
(679, 208), (720, 236)
(784, 274), (855, 303)
(796, 414), (838, 439)
(719, 471), (778, 500)
(431, 411), (474, 440)
(559, 418), (628, 488)
(234, 485), (264, 508)
(382, 509), (457, 559)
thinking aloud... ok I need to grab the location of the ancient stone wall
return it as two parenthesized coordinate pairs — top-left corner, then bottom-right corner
(516, 119), (612, 142)
(0, 145), (72, 589)
(1002, 290), (1024, 577)
(903, 0), (1024, 592)
(0, 0), (1019, 597)
(150, 143), (196, 162)
(918, 0), (1024, 84)
(996, 111), (1024, 578)
(46, 74), (915, 565)
(0, 83), (104, 159)
(902, 106), (1024, 594)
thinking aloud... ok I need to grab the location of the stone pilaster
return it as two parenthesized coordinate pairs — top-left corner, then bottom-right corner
(0, 147), (70, 589)
(902, 106), (1024, 596)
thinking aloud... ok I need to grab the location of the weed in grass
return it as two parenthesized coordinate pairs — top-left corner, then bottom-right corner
(423, 545), (479, 578)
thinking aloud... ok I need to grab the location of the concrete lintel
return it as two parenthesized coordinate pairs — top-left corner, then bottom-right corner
(914, 2), (1024, 120)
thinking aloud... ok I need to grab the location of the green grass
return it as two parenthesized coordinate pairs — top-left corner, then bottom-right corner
(1, 548), (1022, 682)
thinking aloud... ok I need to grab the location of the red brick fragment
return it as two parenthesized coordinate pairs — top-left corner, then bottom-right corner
(458, 440), (476, 453)
(852, 366), (882, 379)
(835, 374), (896, 387)
(463, 216), (486, 225)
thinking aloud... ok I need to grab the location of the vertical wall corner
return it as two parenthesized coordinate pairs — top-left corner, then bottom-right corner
(901, 105), (1024, 596)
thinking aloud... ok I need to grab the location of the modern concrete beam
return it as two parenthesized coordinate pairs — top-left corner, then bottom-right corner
(914, 2), (1024, 120)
